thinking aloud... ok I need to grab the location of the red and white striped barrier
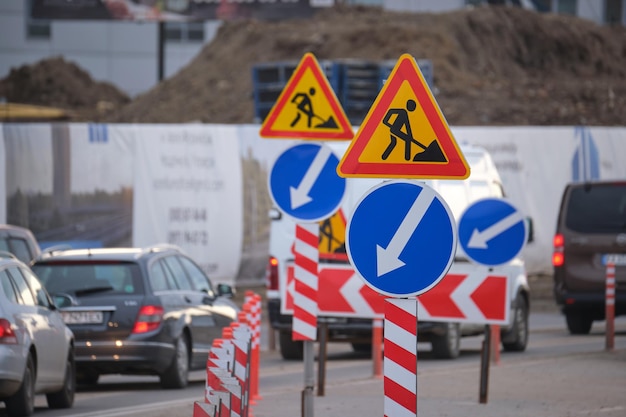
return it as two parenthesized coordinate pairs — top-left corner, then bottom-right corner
(244, 292), (262, 401)
(293, 223), (319, 341)
(384, 299), (418, 417)
(606, 262), (615, 351)
(194, 291), (262, 417)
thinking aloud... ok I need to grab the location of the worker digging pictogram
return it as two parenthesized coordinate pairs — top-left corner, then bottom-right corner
(290, 87), (339, 129)
(381, 98), (446, 163)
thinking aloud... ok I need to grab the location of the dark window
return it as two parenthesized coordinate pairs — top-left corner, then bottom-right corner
(164, 22), (204, 43)
(8, 266), (36, 306)
(0, 269), (19, 304)
(565, 184), (626, 233)
(149, 260), (171, 292)
(556, 0), (577, 15)
(33, 263), (143, 295)
(178, 255), (214, 296)
(0, 237), (34, 264)
(163, 256), (193, 290)
(18, 267), (50, 308)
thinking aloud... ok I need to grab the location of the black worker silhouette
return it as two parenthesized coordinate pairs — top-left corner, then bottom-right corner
(381, 99), (447, 163)
(290, 86), (338, 129)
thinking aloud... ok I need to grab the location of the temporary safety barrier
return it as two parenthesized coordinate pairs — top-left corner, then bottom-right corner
(192, 292), (262, 417)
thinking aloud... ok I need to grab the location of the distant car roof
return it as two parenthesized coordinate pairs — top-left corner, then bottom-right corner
(35, 245), (184, 262)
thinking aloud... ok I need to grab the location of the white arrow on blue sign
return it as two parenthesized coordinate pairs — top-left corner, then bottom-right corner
(458, 198), (527, 266)
(346, 181), (457, 298)
(269, 142), (346, 223)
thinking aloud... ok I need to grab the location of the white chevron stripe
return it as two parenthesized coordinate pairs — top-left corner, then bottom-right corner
(340, 272), (374, 315)
(384, 358), (416, 394)
(385, 320), (417, 350)
(295, 264), (318, 290)
(294, 292), (317, 314)
(383, 396), (415, 417)
(295, 238), (319, 261)
(293, 318), (317, 339)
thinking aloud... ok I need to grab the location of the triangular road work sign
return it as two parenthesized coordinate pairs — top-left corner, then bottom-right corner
(338, 54), (470, 179)
(259, 53), (354, 140)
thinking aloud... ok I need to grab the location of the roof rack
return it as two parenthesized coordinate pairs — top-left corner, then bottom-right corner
(142, 244), (185, 255)
(39, 244), (73, 259)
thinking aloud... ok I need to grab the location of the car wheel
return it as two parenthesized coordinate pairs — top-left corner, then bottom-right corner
(161, 335), (189, 389)
(279, 330), (303, 360)
(5, 354), (35, 417)
(565, 310), (593, 335)
(431, 322), (460, 359)
(502, 296), (529, 352)
(47, 350), (76, 409)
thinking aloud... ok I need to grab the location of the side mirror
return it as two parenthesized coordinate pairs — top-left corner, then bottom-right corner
(525, 216), (534, 244)
(53, 293), (76, 308)
(216, 283), (235, 298)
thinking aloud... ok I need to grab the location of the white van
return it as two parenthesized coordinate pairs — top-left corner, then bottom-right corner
(266, 142), (530, 360)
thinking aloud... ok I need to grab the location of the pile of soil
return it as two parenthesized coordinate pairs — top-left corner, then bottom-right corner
(2, 5), (625, 125)
(0, 56), (130, 120)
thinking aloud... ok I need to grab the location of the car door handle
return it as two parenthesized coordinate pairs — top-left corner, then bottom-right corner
(184, 296), (192, 303)
(30, 319), (37, 326)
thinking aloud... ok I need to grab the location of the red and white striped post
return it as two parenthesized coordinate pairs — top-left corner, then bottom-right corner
(293, 223), (319, 341)
(606, 262), (615, 351)
(384, 298), (418, 417)
(293, 222), (319, 417)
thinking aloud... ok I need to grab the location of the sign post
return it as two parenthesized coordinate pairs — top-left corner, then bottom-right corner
(262, 52), (353, 417)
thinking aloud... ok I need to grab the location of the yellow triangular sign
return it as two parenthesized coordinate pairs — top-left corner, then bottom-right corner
(259, 53), (354, 140)
(338, 54), (470, 179)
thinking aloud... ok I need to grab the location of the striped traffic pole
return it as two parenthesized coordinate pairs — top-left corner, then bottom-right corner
(293, 223), (319, 341)
(606, 262), (615, 351)
(384, 298), (418, 417)
(293, 222), (319, 417)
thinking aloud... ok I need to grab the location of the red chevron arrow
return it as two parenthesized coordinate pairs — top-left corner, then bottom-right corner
(471, 275), (507, 321)
(417, 274), (466, 319)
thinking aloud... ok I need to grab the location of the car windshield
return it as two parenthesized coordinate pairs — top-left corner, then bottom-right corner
(33, 262), (143, 296)
(565, 184), (626, 233)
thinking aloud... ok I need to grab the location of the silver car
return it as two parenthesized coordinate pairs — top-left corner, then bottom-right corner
(0, 252), (75, 417)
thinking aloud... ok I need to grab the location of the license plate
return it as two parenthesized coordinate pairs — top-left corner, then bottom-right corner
(62, 311), (104, 324)
(603, 253), (626, 266)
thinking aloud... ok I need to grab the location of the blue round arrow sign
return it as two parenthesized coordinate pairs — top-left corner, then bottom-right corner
(458, 198), (527, 266)
(269, 142), (346, 223)
(346, 181), (457, 298)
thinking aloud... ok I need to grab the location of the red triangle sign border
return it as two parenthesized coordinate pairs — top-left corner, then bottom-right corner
(338, 54), (470, 179)
(259, 53), (354, 140)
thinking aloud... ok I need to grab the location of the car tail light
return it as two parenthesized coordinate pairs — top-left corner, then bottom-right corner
(132, 305), (164, 334)
(0, 319), (18, 344)
(552, 233), (564, 267)
(266, 256), (279, 291)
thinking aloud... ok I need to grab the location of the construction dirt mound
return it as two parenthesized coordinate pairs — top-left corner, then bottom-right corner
(2, 5), (625, 125)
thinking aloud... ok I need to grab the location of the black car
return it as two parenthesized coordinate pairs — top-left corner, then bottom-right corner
(31, 245), (238, 389)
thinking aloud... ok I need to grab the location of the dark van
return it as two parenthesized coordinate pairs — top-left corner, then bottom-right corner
(553, 181), (626, 334)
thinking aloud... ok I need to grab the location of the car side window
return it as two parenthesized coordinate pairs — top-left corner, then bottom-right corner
(18, 267), (51, 308)
(7, 266), (36, 306)
(9, 238), (33, 265)
(178, 255), (214, 296)
(0, 269), (20, 304)
(162, 256), (193, 290)
(149, 260), (171, 292)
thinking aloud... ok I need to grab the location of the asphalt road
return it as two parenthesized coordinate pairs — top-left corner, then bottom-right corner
(10, 309), (624, 417)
